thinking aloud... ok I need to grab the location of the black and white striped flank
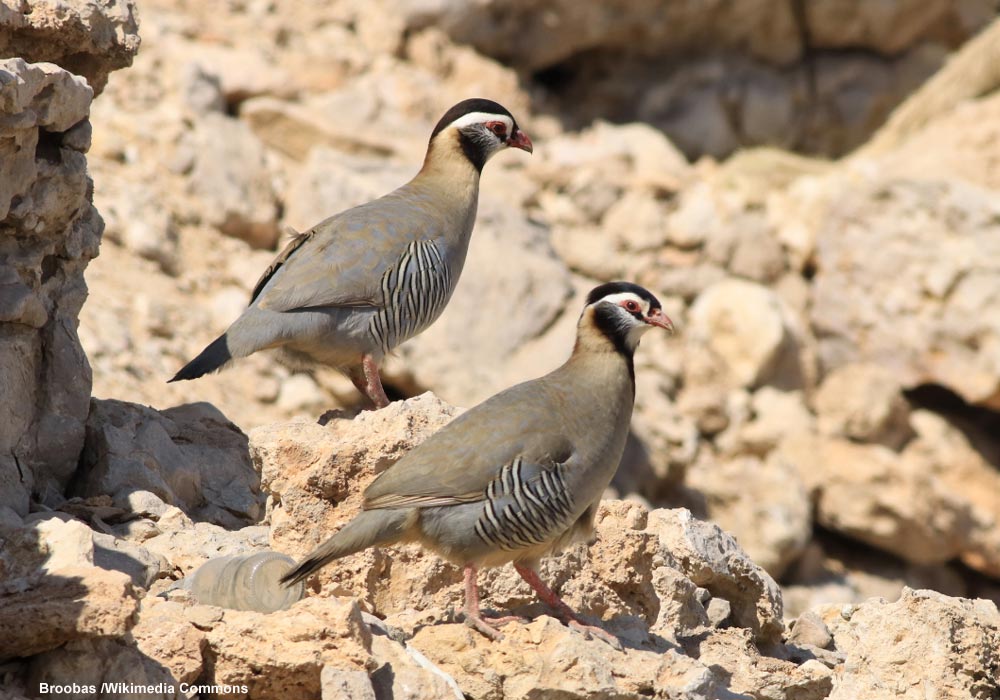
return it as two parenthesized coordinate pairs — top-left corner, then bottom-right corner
(369, 239), (452, 354)
(474, 457), (576, 551)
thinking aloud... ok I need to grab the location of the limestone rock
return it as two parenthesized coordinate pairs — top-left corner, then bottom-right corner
(688, 278), (808, 389)
(0, 565), (138, 660)
(322, 666), (377, 700)
(777, 433), (971, 567)
(203, 597), (374, 699)
(183, 113), (279, 249)
(810, 176), (1000, 408)
(0, 58), (101, 515)
(368, 629), (463, 700)
(253, 393), (460, 577)
(685, 451), (812, 579)
(95, 171), (179, 274)
(822, 588), (1000, 699)
(0, 0), (140, 94)
(813, 363), (912, 448)
(394, 0), (803, 72)
(28, 598), (204, 698)
(902, 410), (1000, 578)
(648, 509), (784, 645)
(409, 617), (720, 700)
(695, 628), (833, 700)
(73, 399), (264, 529)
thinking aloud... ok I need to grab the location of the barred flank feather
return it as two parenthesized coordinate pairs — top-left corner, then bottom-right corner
(369, 240), (452, 355)
(474, 457), (575, 552)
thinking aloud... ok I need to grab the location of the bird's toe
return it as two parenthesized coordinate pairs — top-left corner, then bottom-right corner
(463, 613), (506, 642)
(568, 619), (623, 651)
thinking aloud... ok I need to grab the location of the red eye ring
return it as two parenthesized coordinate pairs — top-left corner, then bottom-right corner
(488, 121), (507, 136)
(624, 300), (641, 313)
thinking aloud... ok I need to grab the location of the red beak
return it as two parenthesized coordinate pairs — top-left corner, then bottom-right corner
(645, 308), (674, 333)
(508, 130), (533, 153)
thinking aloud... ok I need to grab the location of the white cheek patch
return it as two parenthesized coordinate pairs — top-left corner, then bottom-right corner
(594, 292), (649, 315)
(447, 112), (514, 133)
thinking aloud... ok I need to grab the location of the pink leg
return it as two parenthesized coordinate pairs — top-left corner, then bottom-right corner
(350, 355), (390, 409)
(514, 564), (622, 650)
(462, 564), (505, 641)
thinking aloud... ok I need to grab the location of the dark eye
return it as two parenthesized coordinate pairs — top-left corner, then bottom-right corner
(489, 122), (507, 136)
(624, 300), (641, 313)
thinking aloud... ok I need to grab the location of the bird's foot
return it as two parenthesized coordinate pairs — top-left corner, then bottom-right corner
(567, 618), (624, 651)
(463, 612), (505, 641)
(483, 612), (529, 627)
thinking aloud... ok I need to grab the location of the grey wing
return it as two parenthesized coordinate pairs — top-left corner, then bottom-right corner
(254, 194), (440, 313)
(362, 382), (575, 510)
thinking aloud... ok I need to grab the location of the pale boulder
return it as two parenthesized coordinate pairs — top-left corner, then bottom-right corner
(821, 588), (1000, 700)
(688, 278), (807, 389)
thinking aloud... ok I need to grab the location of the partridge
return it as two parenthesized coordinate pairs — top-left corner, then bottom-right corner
(169, 98), (532, 407)
(281, 282), (673, 648)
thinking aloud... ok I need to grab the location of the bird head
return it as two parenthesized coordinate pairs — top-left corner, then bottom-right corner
(428, 98), (532, 172)
(581, 282), (673, 355)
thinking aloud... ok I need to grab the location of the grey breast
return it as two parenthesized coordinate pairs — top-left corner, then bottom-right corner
(368, 238), (453, 355)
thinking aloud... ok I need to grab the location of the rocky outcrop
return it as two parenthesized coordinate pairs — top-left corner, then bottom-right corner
(0, 516), (139, 660)
(73, 398), (264, 529)
(0, 0), (138, 518)
(823, 588), (1000, 699)
(6, 1), (997, 696)
(1, 59), (99, 517)
(5, 395), (996, 699)
(0, 0), (139, 94)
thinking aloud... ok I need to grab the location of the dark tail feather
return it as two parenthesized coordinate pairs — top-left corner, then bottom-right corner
(280, 509), (411, 586)
(168, 335), (232, 382)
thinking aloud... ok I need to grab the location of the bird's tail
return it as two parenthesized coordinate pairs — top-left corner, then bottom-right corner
(280, 509), (412, 586)
(168, 334), (232, 382)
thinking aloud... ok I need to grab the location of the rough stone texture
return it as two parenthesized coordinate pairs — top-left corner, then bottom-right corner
(810, 175), (1000, 408)
(813, 363), (912, 449)
(684, 451), (812, 579)
(0, 58), (100, 516)
(253, 393), (461, 568)
(688, 278), (808, 389)
(0, 0), (140, 94)
(0, 516), (139, 660)
(822, 588), (1000, 699)
(27, 599), (202, 698)
(73, 398), (264, 529)
(8, 0), (1000, 697)
(776, 429), (1000, 577)
(648, 509), (784, 645)
(203, 597), (374, 699)
(183, 113), (280, 249)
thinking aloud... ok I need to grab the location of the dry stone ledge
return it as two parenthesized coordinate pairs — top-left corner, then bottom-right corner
(0, 0), (140, 94)
(821, 588), (1000, 700)
(73, 399), (264, 529)
(0, 516), (139, 660)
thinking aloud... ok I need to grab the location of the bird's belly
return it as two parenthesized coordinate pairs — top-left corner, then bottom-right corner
(273, 307), (380, 368)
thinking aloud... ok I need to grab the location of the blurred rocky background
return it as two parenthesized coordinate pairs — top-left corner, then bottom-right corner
(3, 0), (1000, 698)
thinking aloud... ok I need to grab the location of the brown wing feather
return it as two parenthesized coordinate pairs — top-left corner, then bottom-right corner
(249, 228), (313, 305)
